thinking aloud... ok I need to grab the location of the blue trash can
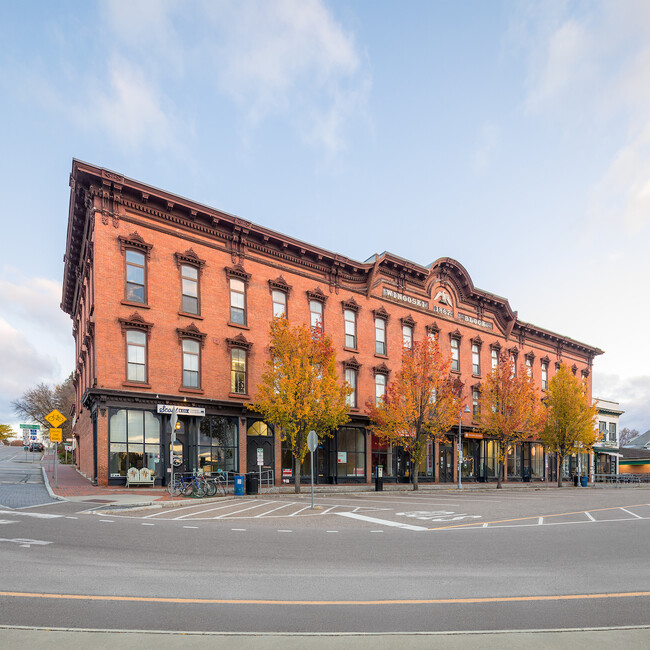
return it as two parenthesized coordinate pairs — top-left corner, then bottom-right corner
(580, 476), (588, 487)
(234, 475), (245, 496)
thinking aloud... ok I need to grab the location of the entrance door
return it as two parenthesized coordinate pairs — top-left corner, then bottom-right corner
(246, 420), (274, 474)
(439, 445), (453, 482)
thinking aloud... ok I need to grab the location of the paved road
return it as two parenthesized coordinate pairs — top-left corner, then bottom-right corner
(0, 481), (649, 635)
(0, 445), (57, 509)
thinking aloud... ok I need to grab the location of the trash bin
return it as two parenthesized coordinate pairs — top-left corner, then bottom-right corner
(234, 474), (245, 496)
(522, 467), (531, 483)
(580, 476), (588, 487)
(574, 474), (579, 487)
(245, 474), (259, 495)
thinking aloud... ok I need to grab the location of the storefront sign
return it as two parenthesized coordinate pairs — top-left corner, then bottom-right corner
(464, 432), (483, 439)
(157, 405), (206, 417)
(282, 469), (292, 477)
(337, 452), (347, 464)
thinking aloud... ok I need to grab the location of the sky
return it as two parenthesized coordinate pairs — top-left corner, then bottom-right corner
(1, 0), (649, 435)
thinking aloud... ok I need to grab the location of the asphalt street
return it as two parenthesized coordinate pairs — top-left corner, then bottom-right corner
(1, 445), (649, 639)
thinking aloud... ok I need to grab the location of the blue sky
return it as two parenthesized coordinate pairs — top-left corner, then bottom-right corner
(1, 0), (649, 433)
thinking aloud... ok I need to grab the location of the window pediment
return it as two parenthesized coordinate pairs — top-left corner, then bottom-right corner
(373, 306), (390, 321)
(400, 314), (416, 327)
(307, 287), (327, 303)
(176, 323), (206, 347)
(268, 276), (292, 293)
(119, 312), (153, 335)
(118, 232), (152, 258)
(175, 248), (205, 269)
(373, 362), (390, 377)
(343, 356), (361, 370)
(341, 297), (360, 312)
(226, 333), (252, 351)
(225, 264), (251, 284)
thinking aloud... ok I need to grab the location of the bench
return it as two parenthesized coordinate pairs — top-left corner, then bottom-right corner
(126, 467), (155, 488)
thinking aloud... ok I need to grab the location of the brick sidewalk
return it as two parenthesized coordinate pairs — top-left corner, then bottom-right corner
(42, 453), (172, 500)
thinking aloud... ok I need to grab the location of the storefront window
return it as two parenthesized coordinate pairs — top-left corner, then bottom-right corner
(333, 427), (365, 479)
(417, 441), (434, 477)
(481, 440), (497, 478)
(371, 435), (390, 478)
(531, 443), (544, 478)
(198, 416), (238, 474)
(462, 439), (478, 478)
(507, 443), (522, 477)
(109, 409), (162, 478)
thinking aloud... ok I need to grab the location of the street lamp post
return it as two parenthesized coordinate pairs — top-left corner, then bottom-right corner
(458, 405), (470, 490)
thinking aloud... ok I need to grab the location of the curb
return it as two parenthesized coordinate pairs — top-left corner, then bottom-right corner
(41, 466), (68, 502)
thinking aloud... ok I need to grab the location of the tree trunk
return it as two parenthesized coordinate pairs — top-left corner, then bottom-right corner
(557, 454), (563, 488)
(413, 461), (419, 491)
(294, 455), (301, 494)
(496, 443), (503, 489)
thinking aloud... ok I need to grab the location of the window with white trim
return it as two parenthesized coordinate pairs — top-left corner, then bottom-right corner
(375, 318), (386, 355)
(272, 290), (286, 318)
(310, 300), (323, 331)
(126, 330), (147, 382)
(451, 338), (460, 372)
(182, 339), (200, 388)
(402, 325), (413, 349)
(344, 309), (356, 349)
(375, 373), (386, 404)
(345, 368), (357, 407)
(472, 343), (480, 375)
(230, 278), (246, 325)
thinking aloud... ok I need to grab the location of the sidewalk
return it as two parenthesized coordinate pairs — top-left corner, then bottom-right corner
(41, 452), (172, 505)
(39, 451), (583, 509)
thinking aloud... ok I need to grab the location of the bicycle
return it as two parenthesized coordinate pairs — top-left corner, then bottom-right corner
(168, 473), (197, 497)
(205, 469), (228, 497)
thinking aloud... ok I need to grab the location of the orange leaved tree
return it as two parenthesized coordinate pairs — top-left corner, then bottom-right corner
(476, 351), (544, 488)
(539, 363), (598, 487)
(250, 318), (350, 494)
(367, 336), (462, 491)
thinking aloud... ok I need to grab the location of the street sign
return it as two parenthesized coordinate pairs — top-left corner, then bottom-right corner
(257, 448), (264, 466)
(307, 430), (318, 453)
(49, 428), (63, 442)
(170, 407), (178, 442)
(45, 410), (67, 428)
(20, 423), (40, 429)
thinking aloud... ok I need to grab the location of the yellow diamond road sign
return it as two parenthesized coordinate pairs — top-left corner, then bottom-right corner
(45, 409), (67, 428)
(49, 428), (63, 442)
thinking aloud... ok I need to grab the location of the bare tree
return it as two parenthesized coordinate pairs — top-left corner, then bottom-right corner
(12, 374), (74, 440)
(619, 427), (639, 447)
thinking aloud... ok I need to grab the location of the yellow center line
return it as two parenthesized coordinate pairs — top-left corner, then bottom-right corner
(427, 502), (650, 531)
(1, 590), (649, 606)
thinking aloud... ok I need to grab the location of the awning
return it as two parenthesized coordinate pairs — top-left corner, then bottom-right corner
(593, 450), (622, 457)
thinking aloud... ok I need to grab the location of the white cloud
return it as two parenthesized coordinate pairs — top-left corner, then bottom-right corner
(516, 1), (650, 234)
(201, 0), (369, 154)
(593, 373), (650, 433)
(0, 317), (61, 408)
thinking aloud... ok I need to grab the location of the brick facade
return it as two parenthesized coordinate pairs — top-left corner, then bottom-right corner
(62, 160), (603, 486)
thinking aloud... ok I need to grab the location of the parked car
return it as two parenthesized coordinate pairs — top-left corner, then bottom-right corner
(29, 442), (44, 452)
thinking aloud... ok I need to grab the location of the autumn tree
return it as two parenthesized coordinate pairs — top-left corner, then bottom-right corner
(539, 363), (598, 487)
(250, 318), (350, 494)
(476, 351), (544, 488)
(367, 336), (462, 491)
(12, 374), (74, 441)
(0, 424), (15, 444)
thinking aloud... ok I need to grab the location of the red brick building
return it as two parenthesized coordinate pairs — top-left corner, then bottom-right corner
(62, 160), (603, 486)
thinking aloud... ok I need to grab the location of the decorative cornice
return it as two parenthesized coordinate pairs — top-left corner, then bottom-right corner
(118, 312), (153, 335)
(343, 356), (361, 370)
(372, 362), (390, 376)
(470, 335), (483, 345)
(307, 287), (327, 303)
(118, 232), (153, 258)
(175, 248), (206, 269)
(341, 297), (360, 313)
(225, 264), (251, 283)
(176, 323), (207, 347)
(372, 306), (390, 321)
(268, 276), (292, 293)
(400, 314), (416, 327)
(426, 321), (440, 335)
(226, 333), (252, 351)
